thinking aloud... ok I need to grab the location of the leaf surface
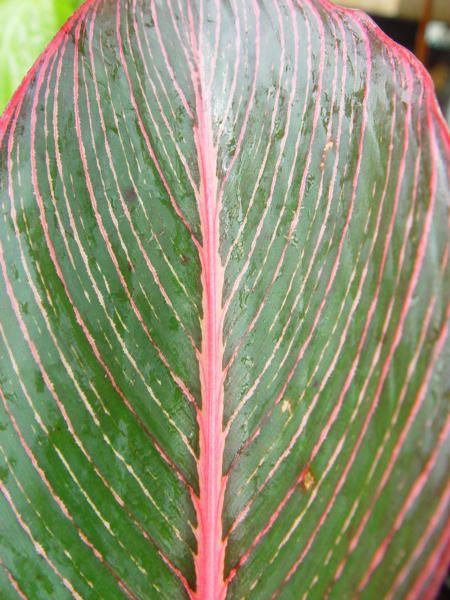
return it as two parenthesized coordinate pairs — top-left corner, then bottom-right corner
(0, 0), (449, 598)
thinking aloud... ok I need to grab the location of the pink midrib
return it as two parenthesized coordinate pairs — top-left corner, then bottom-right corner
(195, 131), (226, 598)
(188, 12), (226, 600)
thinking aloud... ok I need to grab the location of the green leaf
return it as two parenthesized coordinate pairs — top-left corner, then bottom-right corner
(0, 0), (449, 598)
(0, 0), (84, 113)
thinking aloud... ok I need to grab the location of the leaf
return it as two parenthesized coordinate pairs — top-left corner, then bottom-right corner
(0, 0), (84, 114)
(0, 0), (449, 598)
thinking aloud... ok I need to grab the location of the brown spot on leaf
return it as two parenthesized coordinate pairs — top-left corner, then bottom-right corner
(302, 469), (316, 492)
(124, 187), (137, 204)
(281, 399), (291, 413)
(320, 139), (334, 169)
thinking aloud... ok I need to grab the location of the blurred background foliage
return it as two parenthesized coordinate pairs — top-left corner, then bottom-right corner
(0, 0), (83, 112)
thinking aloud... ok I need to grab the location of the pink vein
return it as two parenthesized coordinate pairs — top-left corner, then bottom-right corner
(386, 497), (450, 600)
(0, 559), (28, 600)
(0, 386), (137, 598)
(178, 0), (227, 597)
(272, 76), (439, 597)
(3, 20), (193, 590)
(225, 4), (367, 546)
(0, 482), (83, 599)
(76, 17), (198, 416)
(48, 20), (195, 488)
(357, 411), (450, 593)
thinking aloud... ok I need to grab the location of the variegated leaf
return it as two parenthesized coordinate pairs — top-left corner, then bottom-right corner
(0, 0), (449, 598)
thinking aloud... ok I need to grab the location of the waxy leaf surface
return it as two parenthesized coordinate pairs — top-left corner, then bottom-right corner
(0, 0), (449, 598)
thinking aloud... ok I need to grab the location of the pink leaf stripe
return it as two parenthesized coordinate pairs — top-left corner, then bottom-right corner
(0, 0), (449, 599)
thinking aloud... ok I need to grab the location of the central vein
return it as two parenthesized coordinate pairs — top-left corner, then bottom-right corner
(189, 11), (226, 600)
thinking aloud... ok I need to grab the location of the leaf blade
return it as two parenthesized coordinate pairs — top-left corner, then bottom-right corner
(0, 0), (449, 598)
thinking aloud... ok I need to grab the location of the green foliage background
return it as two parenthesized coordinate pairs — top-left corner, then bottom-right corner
(0, 0), (84, 113)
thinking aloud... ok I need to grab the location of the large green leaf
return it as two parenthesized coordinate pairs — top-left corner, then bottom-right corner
(0, 0), (449, 598)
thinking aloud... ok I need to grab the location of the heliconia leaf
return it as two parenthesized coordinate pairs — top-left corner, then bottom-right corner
(0, 0), (449, 598)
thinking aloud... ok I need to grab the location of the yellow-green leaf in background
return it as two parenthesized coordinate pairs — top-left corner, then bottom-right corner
(0, 0), (83, 112)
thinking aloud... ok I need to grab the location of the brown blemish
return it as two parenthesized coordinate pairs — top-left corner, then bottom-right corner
(281, 399), (291, 413)
(302, 468), (316, 492)
(124, 186), (137, 204)
(320, 139), (334, 169)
